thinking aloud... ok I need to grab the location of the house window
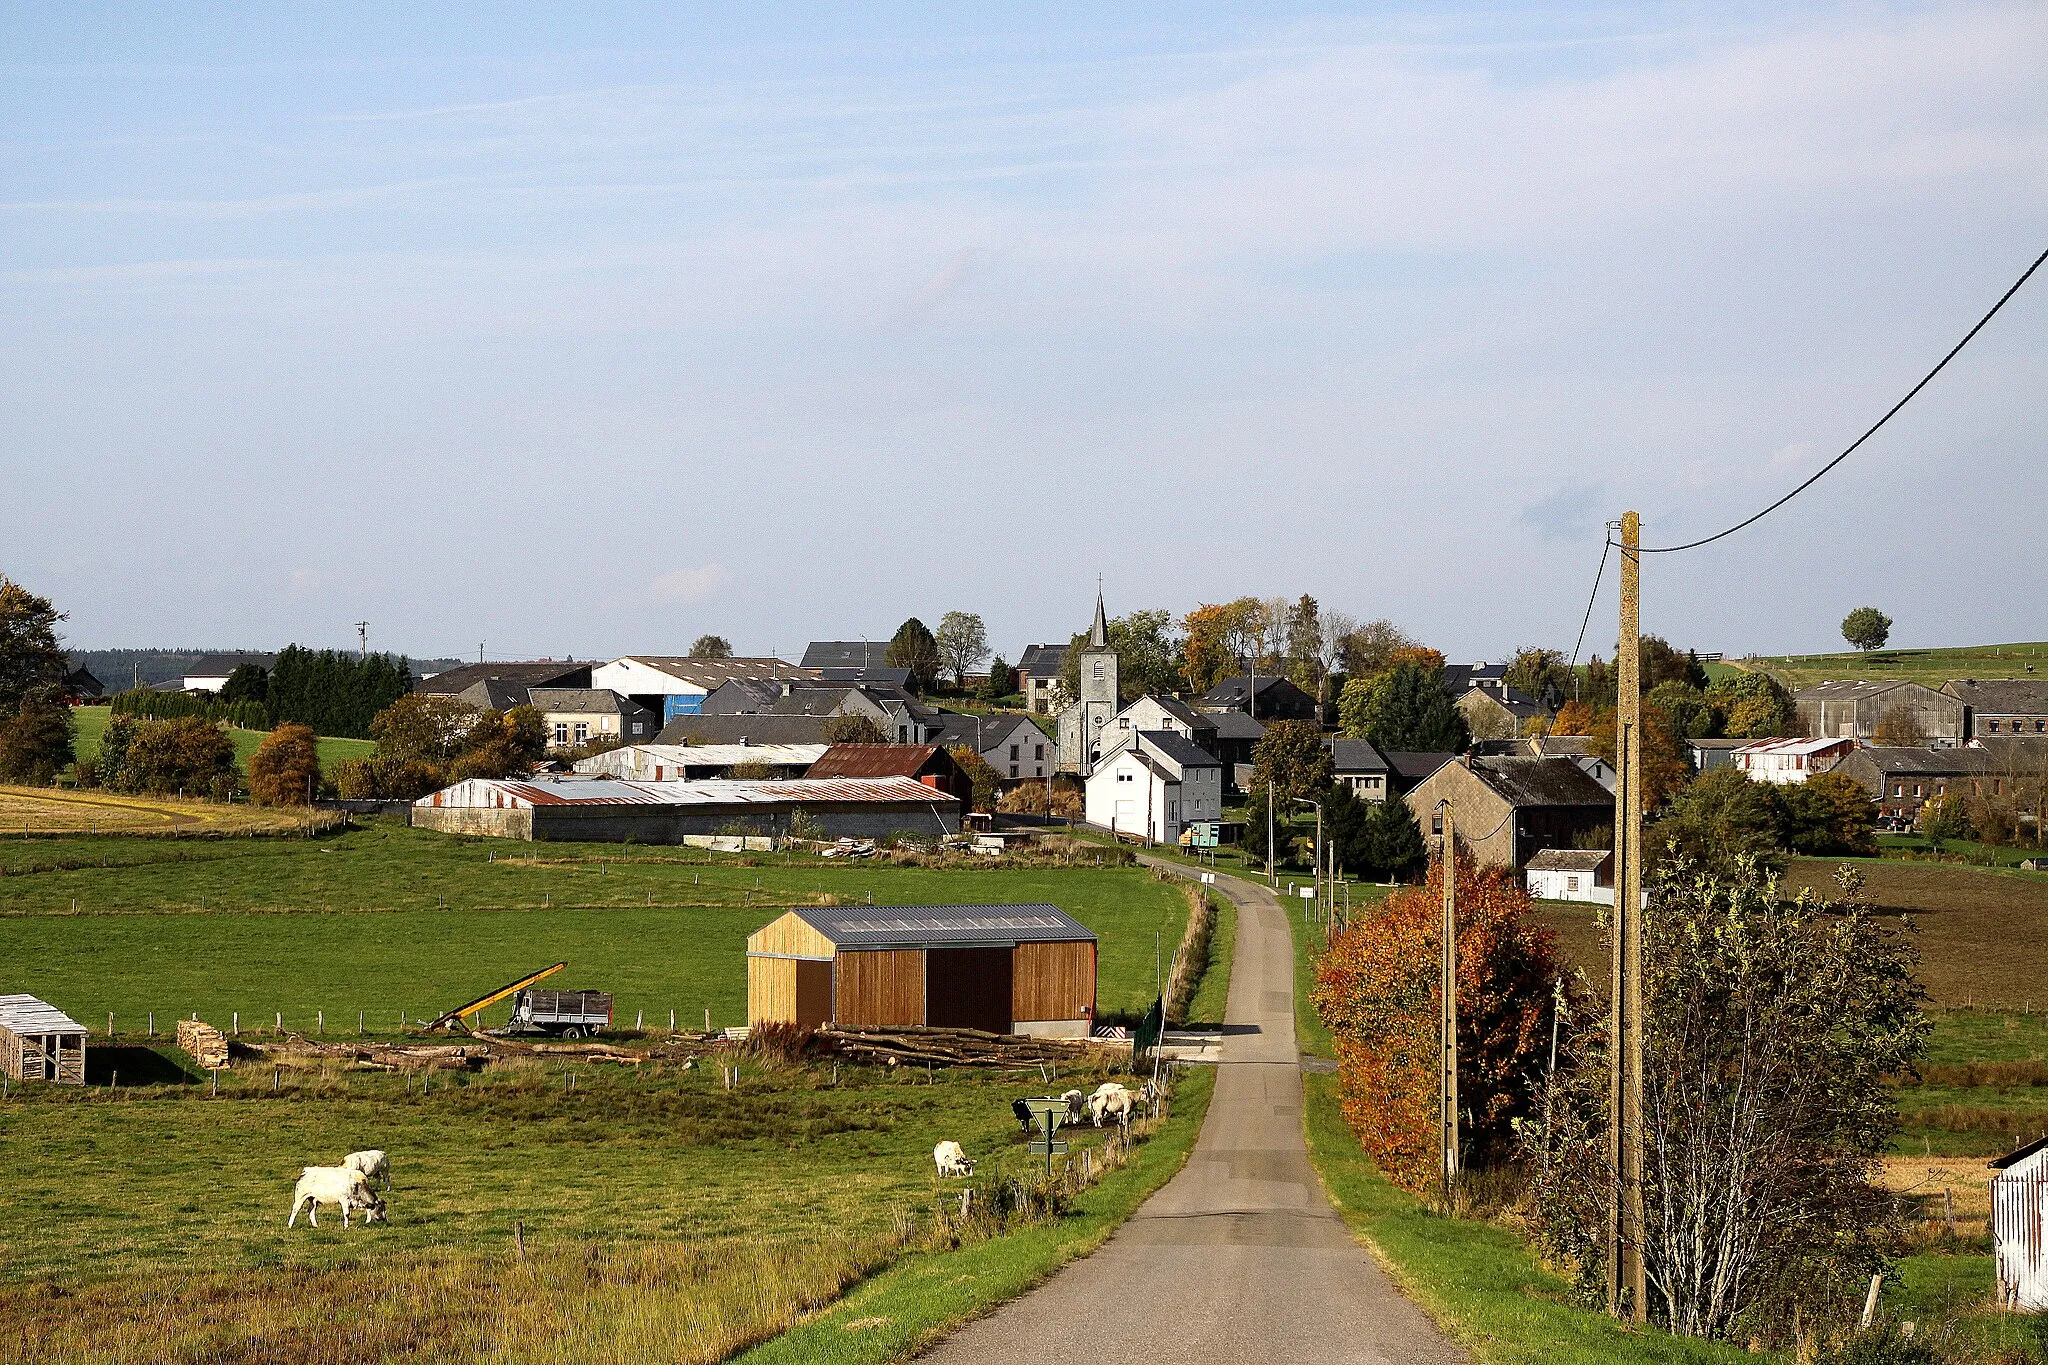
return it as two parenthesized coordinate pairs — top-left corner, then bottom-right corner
(573, 723), (588, 743)
(553, 723), (568, 745)
(1431, 811), (1443, 835)
(1989, 720), (2002, 733)
(632, 723), (644, 736)
(1892, 784), (1903, 797)
(1010, 744), (1020, 761)
(1567, 876), (1580, 893)
(1035, 744), (1045, 761)
(1913, 784), (1923, 797)
(1010, 765), (1019, 777)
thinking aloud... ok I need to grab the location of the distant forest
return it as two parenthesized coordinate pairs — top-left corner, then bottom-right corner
(68, 649), (465, 691)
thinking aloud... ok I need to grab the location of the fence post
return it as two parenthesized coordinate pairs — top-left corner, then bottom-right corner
(108, 1012), (115, 1037)
(233, 1011), (238, 1035)
(275, 1012), (282, 1036)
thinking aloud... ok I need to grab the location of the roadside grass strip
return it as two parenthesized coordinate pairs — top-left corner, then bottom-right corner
(733, 1066), (1215, 1365)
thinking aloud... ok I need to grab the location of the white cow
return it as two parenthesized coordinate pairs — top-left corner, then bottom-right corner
(287, 1166), (385, 1228)
(933, 1141), (976, 1177)
(343, 1149), (390, 1190)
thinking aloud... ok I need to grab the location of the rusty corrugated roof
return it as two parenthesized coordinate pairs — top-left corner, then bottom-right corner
(806, 744), (943, 779)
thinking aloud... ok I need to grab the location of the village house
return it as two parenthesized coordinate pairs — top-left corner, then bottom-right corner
(1092, 695), (1221, 766)
(1402, 754), (1613, 872)
(1833, 745), (2008, 823)
(798, 642), (913, 686)
(1795, 680), (1964, 746)
(1942, 680), (2048, 740)
(805, 744), (973, 807)
(416, 659), (591, 699)
(591, 656), (819, 724)
(927, 711), (1049, 782)
(1524, 848), (1615, 906)
(1016, 643), (1069, 714)
(527, 688), (659, 748)
(182, 652), (279, 693)
(1193, 674), (1318, 721)
(1324, 738), (1392, 803)
(1083, 731), (1224, 845)
(1457, 685), (1546, 742)
(1733, 735), (1860, 785)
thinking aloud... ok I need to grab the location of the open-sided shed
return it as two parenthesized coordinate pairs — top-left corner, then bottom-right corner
(0, 994), (87, 1084)
(747, 903), (1097, 1037)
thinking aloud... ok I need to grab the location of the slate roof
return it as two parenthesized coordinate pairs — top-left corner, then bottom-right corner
(0, 993), (87, 1036)
(186, 653), (278, 678)
(1945, 680), (2048, 714)
(1526, 848), (1612, 873)
(1844, 746), (2002, 776)
(817, 666), (914, 686)
(418, 661), (590, 695)
(457, 678), (533, 712)
(1324, 738), (1390, 773)
(770, 687), (866, 717)
(656, 714), (836, 746)
(1137, 730), (1222, 768)
(926, 711), (1039, 753)
(1018, 644), (1068, 679)
(701, 678), (789, 714)
(801, 642), (887, 670)
(572, 743), (829, 774)
(1144, 695), (1216, 730)
(1536, 735), (1597, 758)
(528, 688), (649, 717)
(1197, 675), (1298, 707)
(1206, 711), (1266, 741)
(1471, 756), (1616, 807)
(1442, 662), (1508, 694)
(791, 902), (1094, 951)
(1384, 751), (1456, 783)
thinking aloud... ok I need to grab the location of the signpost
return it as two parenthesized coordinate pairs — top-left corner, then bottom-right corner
(1020, 1097), (1071, 1178)
(1187, 821), (1220, 849)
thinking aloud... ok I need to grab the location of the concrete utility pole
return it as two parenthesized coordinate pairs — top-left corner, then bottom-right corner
(355, 621), (369, 659)
(1267, 780), (1277, 887)
(1607, 511), (1648, 1323)
(1440, 801), (1460, 1200)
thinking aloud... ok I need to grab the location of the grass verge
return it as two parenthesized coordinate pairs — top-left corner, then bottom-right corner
(732, 1065), (1214, 1364)
(1183, 887), (1237, 1026)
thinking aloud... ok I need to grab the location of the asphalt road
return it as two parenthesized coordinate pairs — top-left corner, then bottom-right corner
(917, 862), (1465, 1364)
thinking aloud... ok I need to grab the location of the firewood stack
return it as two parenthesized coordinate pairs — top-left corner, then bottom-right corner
(174, 1018), (229, 1069)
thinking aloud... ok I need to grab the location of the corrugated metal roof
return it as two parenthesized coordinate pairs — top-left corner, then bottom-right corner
(0, 994), (87, 1035)
(1526, 848), (1611, 872)
(573, 743), (829, 775)
(807, 745), (945, 779)
(792, 902), (1095, 950)
(420, 775), (956, 809)
(1735, 737), (1857, 757)
(616, 657), (818, 686)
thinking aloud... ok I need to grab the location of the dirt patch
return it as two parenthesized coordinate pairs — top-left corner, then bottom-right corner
(0, 787), (322, 837)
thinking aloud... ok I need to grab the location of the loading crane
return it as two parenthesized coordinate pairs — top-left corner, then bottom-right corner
(426, 962), (567, 1034)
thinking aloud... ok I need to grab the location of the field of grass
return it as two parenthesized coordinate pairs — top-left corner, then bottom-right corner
(68, 704), (377, 774)
(0, 785), (324, 835)
(1876, 831), (2048, 869)
(0, 822), (1200, 1033)
(1735, 640), (2048, 690)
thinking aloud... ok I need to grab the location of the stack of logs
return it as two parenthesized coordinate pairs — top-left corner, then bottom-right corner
(174, 1018), (229, 1069)
(822, 1025), (1114, 1070)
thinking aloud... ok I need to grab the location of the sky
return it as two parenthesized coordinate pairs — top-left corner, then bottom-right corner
(4, 2), (2045, 667)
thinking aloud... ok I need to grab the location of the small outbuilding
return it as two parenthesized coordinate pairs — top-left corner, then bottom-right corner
(0, 994), (87, 1084)
(1991, 1136), (2048, 1309)
(1525, 848), (1615, 905)
(747, 903), (1097, 1037)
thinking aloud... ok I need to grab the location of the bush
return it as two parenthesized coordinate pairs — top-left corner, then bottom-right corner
(1312, 852), (1566, 1190)
(0, 685), (74, 784)
(119, 716), (237, 795)
(247, 723), (320, 806)
(332, 754), (442, 801)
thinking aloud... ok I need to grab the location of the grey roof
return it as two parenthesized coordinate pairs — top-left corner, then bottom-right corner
(1384, 751), (1456, 782)
(791, 902), (1095, 951)
(1018, 643), (1069, 678)
(1794, 679), (1921, 700)
(817, 666), (914, 686)
(458, 678), (533, 712)
(655, 714), (836, 746)
(927, 711), (1039, 752)
(801, 642), (887, 670)
(1197, 675), (1300, 706)
(771, 686), (864, 716)
(617, 657), (816, 686)
(528, 688), (649, 717)
(186, 653), (278, 678)
(0, 994), (87, 1036)
(1441, 662), (1508, 694)
(1472, 756), (1615, 807)
(1205, 711), (1266, 741)
(1138, 730), (1222, 768)
(1324, 738), (1390, 773)
(1844, 746), (2002, 776)
(1970, 736), (2048, 765)
(419, 661), (589, 695)
(701, 678), (788, 714)
(1945, 680), (2048, 713)
(1145, 695), (1215, 730)
(1526, 848), (1611, 872)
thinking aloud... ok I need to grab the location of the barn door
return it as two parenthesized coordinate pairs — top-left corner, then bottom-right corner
(925, 947), (1013, 1034)
(795, 960), (833, 1029)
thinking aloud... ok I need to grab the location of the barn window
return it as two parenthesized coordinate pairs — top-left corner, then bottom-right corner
(1990, 720), (2002, 733)
(1567, 876), (1580, 893)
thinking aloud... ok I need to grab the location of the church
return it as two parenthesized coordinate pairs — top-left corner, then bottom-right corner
(1055, 591), (1120, 777)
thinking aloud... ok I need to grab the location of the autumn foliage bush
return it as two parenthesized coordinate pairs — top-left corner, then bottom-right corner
(1311, 851), (1567, 1191)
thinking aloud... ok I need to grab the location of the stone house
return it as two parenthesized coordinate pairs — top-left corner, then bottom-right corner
(1402, 754), (1614, 872)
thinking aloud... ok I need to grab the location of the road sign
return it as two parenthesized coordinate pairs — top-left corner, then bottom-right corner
(1187, 821), (1221, 848)
(1299, 885), (1316, 899)
(1027, 1140), (1070, 1156)
(1200, 871), (1216, 884)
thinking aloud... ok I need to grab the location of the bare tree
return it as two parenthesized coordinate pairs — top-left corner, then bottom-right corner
(1871, 704), (1926, 747)
(934, 611), (990, 688)
(1318, 608), (1360, 683)
(1257, 596), (1291, 674)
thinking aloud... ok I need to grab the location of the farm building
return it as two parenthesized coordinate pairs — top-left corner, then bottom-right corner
(747, 903), (1097, 1037)
(1991, 1136), (2048, 1309)
(572, 742), (829, 782)
(806, 744), (973, 806)
(413, 775), (960, 844)
(0, 994), (87, 1084)
(1525, 848), (1614, 905)
(1733, 736), (1859, 784)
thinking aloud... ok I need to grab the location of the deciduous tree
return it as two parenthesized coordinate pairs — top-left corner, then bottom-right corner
(1249, 719), (1335, 807)
(1504, 646), (1571, 709)
(1646, 680), (1715, 739)
(688, 635), (733, 659)
(1337, 672), (1392, 740)
(1779, 771), (1878, 857)
(0, 576), (68, 715)
(1841, 606), (1892, 652)
(1872, 704), (1926, 746)
(1551, 699), (1595, 736)
(121, 716), (237, 796)
(935, 612), (990, 688)
(248, 723), (320, 806)
(821, 712), (889, 745)
(1336, 619), (1417, 678)
(948, 745), (1002, 813)
(1060, 608), (1182, 703)
(370, 694), (482, 766)
(885, 618), (942, 693)
(1589, 703), (1692, 812)
(0, 685), (73, 785)
(1181, 599), (1261, 694)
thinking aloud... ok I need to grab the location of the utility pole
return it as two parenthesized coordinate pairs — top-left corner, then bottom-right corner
(478, 642), (485, 664)
(1608, 511), (1647, 1323)
(1440, 801), (1460, 1201)
(354, 621), (369, 660)
(1266, 779), (1276, 887)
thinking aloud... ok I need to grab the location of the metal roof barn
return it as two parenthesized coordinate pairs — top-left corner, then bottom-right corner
(413, 775), (961, 845)
(747, 904), (1097, 1037)
(0, 994), (87, 1084)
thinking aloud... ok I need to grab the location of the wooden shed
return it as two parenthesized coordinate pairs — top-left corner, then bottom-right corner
(1991, 1136), (2048, 1309)
(0, 994), (87, 1084)
(747, 903), (1097, 1038)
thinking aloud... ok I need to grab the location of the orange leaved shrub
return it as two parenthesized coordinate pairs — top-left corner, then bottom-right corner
(1311, 853), (1568, 1190)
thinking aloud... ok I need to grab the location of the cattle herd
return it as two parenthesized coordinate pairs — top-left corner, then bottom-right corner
(937, 1081), (1155, 1178)
(286, 1149), (391, 1229)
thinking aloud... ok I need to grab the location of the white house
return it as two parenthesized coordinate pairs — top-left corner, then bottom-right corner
(527, 688), (659, 748)
(1524, 849), (1614, 905)
(1083, 731), (1223, 844)
(1992, 1136), (2048, 1309)
(1093, 695), (1219, 767)
(182, 653), (276, 693)
(1733, 736), (1859, 785)
(928, 711), (1050, 782)
(591, 657), (817, 725)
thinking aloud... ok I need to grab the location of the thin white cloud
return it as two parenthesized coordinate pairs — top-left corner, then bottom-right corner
(649, 564), (729, 604)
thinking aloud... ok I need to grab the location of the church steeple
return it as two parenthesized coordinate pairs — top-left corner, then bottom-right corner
(1089, 584), (1109, 648)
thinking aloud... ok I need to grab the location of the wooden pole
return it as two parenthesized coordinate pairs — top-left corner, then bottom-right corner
(1609, 510), (1647, 1322)
(1440, 802), (1460, 1200)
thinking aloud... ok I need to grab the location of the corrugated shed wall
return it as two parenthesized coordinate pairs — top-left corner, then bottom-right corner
(1012, 940), (1096, 1023)
(836, 949), (926, 1026)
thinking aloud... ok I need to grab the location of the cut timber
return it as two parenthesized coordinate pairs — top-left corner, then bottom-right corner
(175, 1018), (229, 1069)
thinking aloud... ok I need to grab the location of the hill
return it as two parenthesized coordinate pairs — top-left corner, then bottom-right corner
(1731, 641), (2048, 690)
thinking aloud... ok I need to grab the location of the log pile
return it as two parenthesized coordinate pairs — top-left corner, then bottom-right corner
(821, 1025), (1120, 1070)
(174, 1018), (229, 1069)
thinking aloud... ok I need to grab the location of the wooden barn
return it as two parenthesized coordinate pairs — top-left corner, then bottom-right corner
(0, 994), (87, 1084)
(747, 903), (1097, 1038)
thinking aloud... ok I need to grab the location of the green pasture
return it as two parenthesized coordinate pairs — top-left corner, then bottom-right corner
(0, 822), (1197, 1030)
(67, 704), (376, 775)
(1739, 640), (2048, 690)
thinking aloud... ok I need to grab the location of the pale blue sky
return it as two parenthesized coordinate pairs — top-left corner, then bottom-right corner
(5, 2), (2045, 664)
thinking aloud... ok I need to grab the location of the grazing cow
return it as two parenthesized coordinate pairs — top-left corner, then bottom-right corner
(287, 1166), (385, 1228)
(1011, 1098), (1035, 1132)
(343, 1149), (390, 1190)
(933, 1141), (976, 1178)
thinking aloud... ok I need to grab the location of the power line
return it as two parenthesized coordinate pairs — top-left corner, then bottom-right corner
(1641, 244), (2048, 554)
(1568, 535), (1614, 672)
